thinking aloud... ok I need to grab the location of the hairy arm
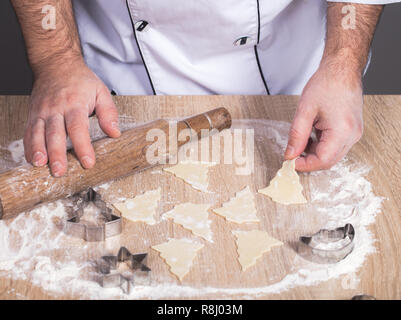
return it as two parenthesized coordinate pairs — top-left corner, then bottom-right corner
(11, 0), (82, 76)
(11, 0), (120, 177)
(323, 2), (383, 82)
(285, 2), (383, 171)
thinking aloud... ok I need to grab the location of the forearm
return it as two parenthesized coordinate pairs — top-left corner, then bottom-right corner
(322, 2), (383, 82)
(286, 2), (382, 170)
(11, 0), (83, 77)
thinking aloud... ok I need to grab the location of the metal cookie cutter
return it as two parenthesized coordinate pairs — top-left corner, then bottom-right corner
(98, 247), (151, 294)
(297, 224), (355, 264)
(65, 188), (122, 242)
(352, 294), (376, 300)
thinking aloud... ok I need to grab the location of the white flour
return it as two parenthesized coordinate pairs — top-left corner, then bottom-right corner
(0, 118), (383, 299)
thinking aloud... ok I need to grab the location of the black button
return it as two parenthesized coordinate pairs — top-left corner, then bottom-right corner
(136, 20), (149, 32)
(234, 36), (251, 46)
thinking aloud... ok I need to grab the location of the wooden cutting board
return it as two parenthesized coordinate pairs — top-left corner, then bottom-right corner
(0, 95), (400, 299)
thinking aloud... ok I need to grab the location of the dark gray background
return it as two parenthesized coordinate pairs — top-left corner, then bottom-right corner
(1, 1), (400, 95)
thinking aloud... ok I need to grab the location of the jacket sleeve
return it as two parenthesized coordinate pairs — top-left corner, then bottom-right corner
(327, 0), (400, 3)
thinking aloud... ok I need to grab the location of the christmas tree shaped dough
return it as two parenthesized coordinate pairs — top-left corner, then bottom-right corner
(163, 160), (215, 192)
(212, 186), (259, 223)
(233, 230), (283, 271)
(152, 239), (204, 281)
(258, 159), (307, 205)
(163, 203), (213, 242)
(113, 188), (161, 225)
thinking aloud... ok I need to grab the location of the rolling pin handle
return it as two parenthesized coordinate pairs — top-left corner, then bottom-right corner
(182, 107), (232, 136)
(204, 107), (232, 131)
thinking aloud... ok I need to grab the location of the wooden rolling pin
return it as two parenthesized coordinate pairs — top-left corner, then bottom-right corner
(0, 107), (231, 219)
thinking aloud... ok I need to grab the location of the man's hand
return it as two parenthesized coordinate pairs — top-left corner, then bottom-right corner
(11, 0), (121, 176)
(285, 2), (383, 171)
(285, 54), (363, 171)
(24, 60), (121, 177)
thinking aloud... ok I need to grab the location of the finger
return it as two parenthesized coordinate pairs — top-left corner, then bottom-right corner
(304, 138), (318, 155)
(295, 129), (344, 172)
(285, 102), (317, 160)
(65, 108), (96, 169)
(23, 125), (32, 163)
(45, 113), (67, 177)
(95, 88), (121, 138)
(29, 118), (48, 167)
(331, 142), (353, 165)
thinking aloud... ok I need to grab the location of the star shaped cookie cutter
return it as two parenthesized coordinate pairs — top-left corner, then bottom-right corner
(64, 188), (122, 242)
(98, 247), (151, 294)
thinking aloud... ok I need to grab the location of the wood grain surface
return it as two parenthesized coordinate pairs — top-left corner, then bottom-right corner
(0, 95), (400, 300)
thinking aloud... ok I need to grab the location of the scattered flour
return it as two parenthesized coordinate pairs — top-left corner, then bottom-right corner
(0, 118), (383, 299)
(7, 139), (26, 165)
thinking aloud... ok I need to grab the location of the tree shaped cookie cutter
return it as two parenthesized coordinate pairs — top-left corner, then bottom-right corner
(297, 223), (355, 264)
(65, 188), (122, 242)
(98, 247), (151, 294)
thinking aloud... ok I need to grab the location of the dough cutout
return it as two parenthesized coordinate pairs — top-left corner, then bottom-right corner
(163, 203), (213, 242)
(113, 188), (161, 225)
(163, 160), (215, 192)
(258, 159), (307, 205)
(212, 186), (259, 223)
(233, 230), (283, 271)
(152, 239), (204, 281)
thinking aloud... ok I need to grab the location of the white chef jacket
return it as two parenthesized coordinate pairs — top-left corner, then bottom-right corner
(72, 0), (399, 95)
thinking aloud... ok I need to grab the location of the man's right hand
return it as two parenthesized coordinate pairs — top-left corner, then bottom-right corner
(24, 60), (121, 177)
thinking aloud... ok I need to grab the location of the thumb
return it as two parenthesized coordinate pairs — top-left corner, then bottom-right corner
(95, 87), (121, 138)
(285, 102), (317, 159)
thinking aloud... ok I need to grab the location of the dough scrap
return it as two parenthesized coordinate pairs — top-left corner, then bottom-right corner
(152, 239), (204, 281)
(113, 188), (161, 225)
(233, 230), (283, 271)
(163, 203), (213, 242)
(212, 186), (259, 223)
(258, 159), (307, 205)
(163, 160), (215, 192)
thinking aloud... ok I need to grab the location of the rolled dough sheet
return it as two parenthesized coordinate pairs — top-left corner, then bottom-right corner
(163, 203), (213, 242)
(233, 230), (283, 271)
(152, 239), (204, 281)
(212, 186), (260, 223)
(258, 159), (307, 205)
(113, 188), (161, 225)
(163, 160), (215, 192)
